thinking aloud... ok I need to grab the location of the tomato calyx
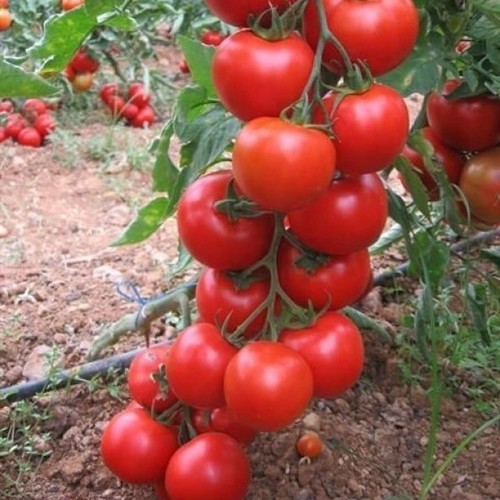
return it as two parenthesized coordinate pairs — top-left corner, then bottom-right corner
(214, 178), (271, 221)
(249, 1), (307, 40)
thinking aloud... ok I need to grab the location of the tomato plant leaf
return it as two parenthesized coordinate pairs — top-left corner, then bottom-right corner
(0, 58), (59, 98)
(370, 223), (404, 255)
(177, 35), (216, 98)
(414, 284), (433, 360)
(480, 247), (500, 268)
(151, 122), (178, 193)
(408, 230), (450, 290)
(343, 307), (392, 343)
(112, 197), (170, 246)
(465, 283), (492, 345)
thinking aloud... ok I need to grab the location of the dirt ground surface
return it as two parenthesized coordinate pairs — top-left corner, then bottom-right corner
(1, 58), (499, 499)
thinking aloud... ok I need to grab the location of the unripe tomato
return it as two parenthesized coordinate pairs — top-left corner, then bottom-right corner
(459, 147), (500, 225)
(71, 72), (93, 92)
(17, 127), (42, 148)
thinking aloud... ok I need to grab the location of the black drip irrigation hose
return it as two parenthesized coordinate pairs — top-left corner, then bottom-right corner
(1, 228), (498, 404)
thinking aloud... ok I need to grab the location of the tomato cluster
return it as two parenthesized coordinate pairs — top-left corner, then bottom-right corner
(102, 1), (425, 498)
(401, 79), (500, 225)
(0, 98), (57, 148)
(63, 48), (100, 92)
(0, 0), (11, 31)
(99, 81), (156, 128)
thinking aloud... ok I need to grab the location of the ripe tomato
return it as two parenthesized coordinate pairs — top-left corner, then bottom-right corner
(107, 95), (126, 115)
(70, 48), (100, 74)
(233, 117), (336, 212)
(313, 84), (409, 175)
(100, 409), (178, 484)
(459, 147), (500, 225)
(128, 343), (178, 414)
(204, 0), (300, 27)
(132, 106), (156, 128)
(177, 170), (275, 270)
(167, 323), (237, 409)
(224, 341), (313, 432)
(0, 8), (12, 31)
(17, 127), (42, 148)
(71, 72), (93, 92)
(279, 311), (364, 397)
(128, 82), (151, 109)
(178, 58), (190, 74)
(213, 30), (314, 121)
(23, 99), (47, 117)
(426, 80), (500, 152)
(63, 64), (76, 81)
(195, 268), (272, 339)
(200, 29), (226, 46)
(288, 173), (387, 255)
(120, 103), (139, 121)
(62, 0), (84, 10)
(303, 0), (419, 77)
(296, 431), (323, 458)
(192, 407), (257, 446)
(34, 113), (56, 139)
(4, 113), (28, 140)
(165, 432), (251, 500)
(401, 127), (466, 201)
(0, 100), (13, 113)
(100, 82), (120, 105)
(277, 239), (372, 311)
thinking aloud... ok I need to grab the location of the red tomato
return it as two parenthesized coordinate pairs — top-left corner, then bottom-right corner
(107, 95), (126, 115)
(0, 127), (6, 143)
(0, 100), (13, 113)
(178, 59), (190, 74)
(23, 99), (47, 117)
(71, 72), (93, 92)
(192, 407), (257, 446)
(128, 343), (178, 414)
(165, 432), (250, 500)
(0, 7), (12, 31)
(17, 127), (42, 148)
(128, 82), (151, 109)
(277, 239), (372, 311)
(132, 106), (156, 128)
(204, 0), (300, 27)
(5, 113), (28, 140)
(313, 84), (409, 175)
(401, 127), (466, 201)
(177, 170), (275, 270)
(200, 29), (226, 46)
(280, 311), (364, 397)
(167, 323), (237, 409)
(0, 1), (9, 8)
(224, 341), (313, 432)
(119, 103), (139, 121)
(213, 30), (314, 121)
(426, 80), (500, 152)
(100, 83), (120, 105)
(70, 48), (99, 73)
(62, 0), (84, 9)
(296, 431), (323, 458)
(34, 113), (56, 139)
(195, 268), (272, 339)
(459, 147), (500, 224)
(100, 409), (178, 484)
(233, 117), (336, 211)
(288, 173), (387, 255)
(303, 0), (419, 77)
(63, 64), (76, 81)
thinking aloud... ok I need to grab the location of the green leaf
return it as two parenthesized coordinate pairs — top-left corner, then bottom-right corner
(408, 230), (450, 290)
(480, 247), (500, 267)
(151, 122), (178, 193)
(414, 284), (433, 360)
(379, 35), (446, 96)
(0, 58), (59, 98)
(177, 35), (216, 97)
(370, 223), (404, 255)
(343, 307), (392, 343)
(105, 13), (138, 31)
(465, 283), (492, 345)
(112, 197), (171, 246)
(394, 155), (432, 221)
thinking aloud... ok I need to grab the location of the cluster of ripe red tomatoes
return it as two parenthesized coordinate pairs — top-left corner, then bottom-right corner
(0, 99), (57, 148)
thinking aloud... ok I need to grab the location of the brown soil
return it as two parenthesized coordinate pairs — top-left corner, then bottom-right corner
(1, 64), (499, 500)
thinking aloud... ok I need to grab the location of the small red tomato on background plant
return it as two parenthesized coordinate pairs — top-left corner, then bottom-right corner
(132, 106), (156, 128)
(296, 431), (323, 459)
(128, 82), (151, 108)
(17, 127), (42, 148)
